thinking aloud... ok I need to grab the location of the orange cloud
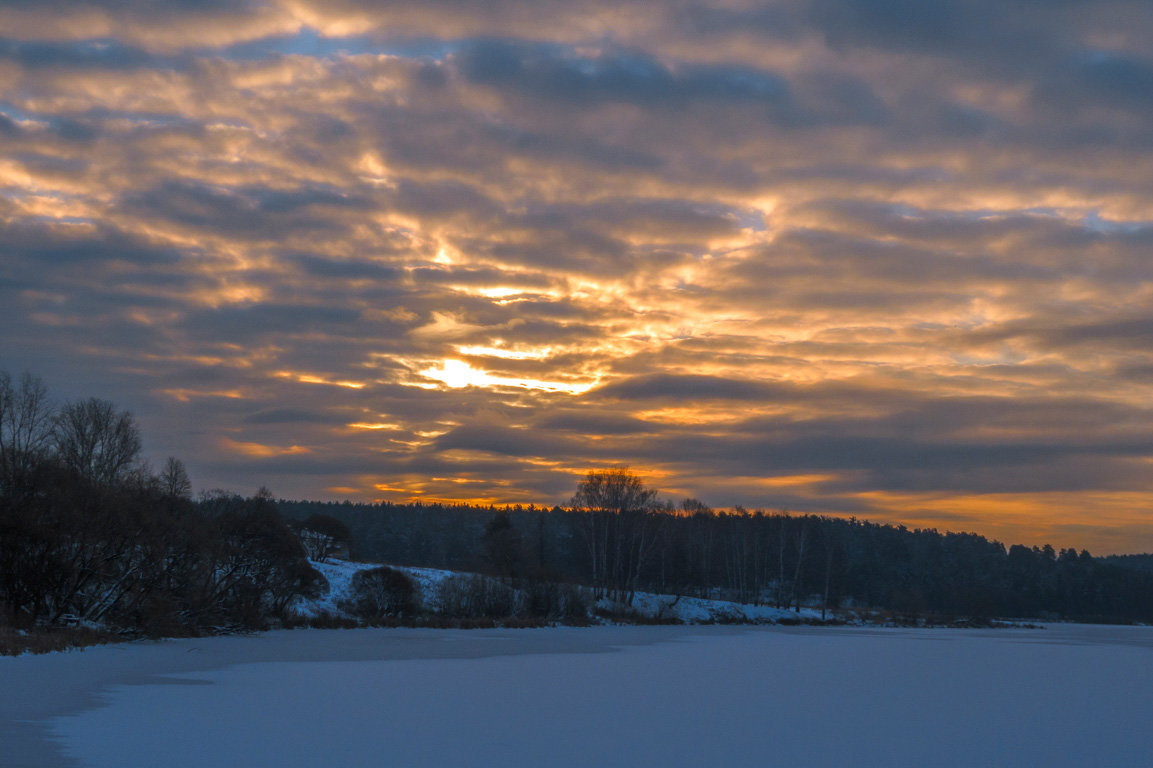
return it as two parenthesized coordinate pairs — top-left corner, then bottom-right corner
(221, 438), (312, 458)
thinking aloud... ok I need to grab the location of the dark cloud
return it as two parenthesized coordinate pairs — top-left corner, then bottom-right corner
(0, 0), (255, 8)
(180, 304), (363, 341)
(805, 0), (1103, 73)
(1037, 52), (1153, 116)
(433, 424), (572, 458)
(390, 178), (502, 219)
(672, 4), (801, 38)
(0, 219), (187, 266)
(519, 198), (754, 239)
(125, 181), (373, 236)
(811, 0), (1011, 55)
(0, 38), (175, 70)
(285, 253), (400, 280)
(974, 316), (1153, 352)
(243, 407), (346, 425)
(457, 39), (797, 115)
(479, 122), (665, 171)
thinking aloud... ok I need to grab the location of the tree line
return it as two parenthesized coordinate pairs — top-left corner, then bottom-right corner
(281, 469), (1153, 624)
(0, 372), (321, 634)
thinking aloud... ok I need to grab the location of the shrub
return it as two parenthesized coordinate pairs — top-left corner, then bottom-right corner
(521, 580), (590, 621)
(136, 594), (190, 639)
(283, 611), (360, 630)
(347, 566), (417, 620)
(438, 575), (518, 618)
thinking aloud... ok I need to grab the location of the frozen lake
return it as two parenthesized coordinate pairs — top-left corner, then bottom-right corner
(4, 624), (1153, 767)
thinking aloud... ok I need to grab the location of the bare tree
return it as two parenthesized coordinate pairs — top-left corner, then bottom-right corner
(295, 513), (351, 562)
(160, 456), (192, 500)
(776, 513), (789, 608)
(678, 498), (712, 597)
(571, 467), (657, 601)
(53, 397), (142, 486)
(821, 524), (839, 621)
(791, 516), (809, 612)
(0, 371), (54, 496)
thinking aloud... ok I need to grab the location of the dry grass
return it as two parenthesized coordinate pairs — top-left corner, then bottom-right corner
(594, 606), (683, 625)
(0, 625), (125, 656)
(281, 612), (582, 630)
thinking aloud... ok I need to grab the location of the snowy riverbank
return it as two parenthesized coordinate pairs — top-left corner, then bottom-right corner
(296, 557), (826, 624)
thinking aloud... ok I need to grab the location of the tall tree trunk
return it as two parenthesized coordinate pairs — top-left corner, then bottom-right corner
(792, 519), (808, 612)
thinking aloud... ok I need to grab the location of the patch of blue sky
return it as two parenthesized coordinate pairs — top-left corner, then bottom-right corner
(1080, 210), (1151, 234)
(82, 106), (207, 128)
(729, 207), (767, 231)
(2, 100), (239, 133)
(0, 37), (189, 71)
(0, 100), (41, 123)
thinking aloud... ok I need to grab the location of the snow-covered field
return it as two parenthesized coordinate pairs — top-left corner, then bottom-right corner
(3, 624), (1153, 767)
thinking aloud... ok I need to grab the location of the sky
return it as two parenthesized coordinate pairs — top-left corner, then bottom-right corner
(3, 0), (1153, 553)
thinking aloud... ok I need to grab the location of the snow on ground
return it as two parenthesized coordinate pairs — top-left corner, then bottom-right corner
(396, 565), (460, 612)
(290, 559), (469, 618)
(290, 559), (380, 617)
(607, 590), (823, 623)
(14, 624), (1153, 768)
(293, 557), (823, 623)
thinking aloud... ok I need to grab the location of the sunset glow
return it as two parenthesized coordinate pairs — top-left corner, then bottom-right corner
(419, 359), (598, 394)
(5, 0), (1153, 552)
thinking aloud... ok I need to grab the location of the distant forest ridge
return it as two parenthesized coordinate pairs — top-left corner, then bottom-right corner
(1104, 553), (1153, 574)
(278, 492), (1153, 624)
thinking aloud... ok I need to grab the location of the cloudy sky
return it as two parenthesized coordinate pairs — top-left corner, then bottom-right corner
(4, 0), (1153, 552)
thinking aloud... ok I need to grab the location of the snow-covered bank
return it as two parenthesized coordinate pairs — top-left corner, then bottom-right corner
(3, 624), (1153, 768)
(290, 558), (380, 617)
(294, 558), (824, 624)
(608, 589), (822, 623)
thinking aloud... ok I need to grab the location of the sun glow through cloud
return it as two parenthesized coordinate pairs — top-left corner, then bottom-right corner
(419, 359), (596, 394)
(457, 345), (555, 360)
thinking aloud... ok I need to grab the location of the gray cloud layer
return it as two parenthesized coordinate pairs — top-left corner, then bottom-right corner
(4, 0), (1153, 551)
